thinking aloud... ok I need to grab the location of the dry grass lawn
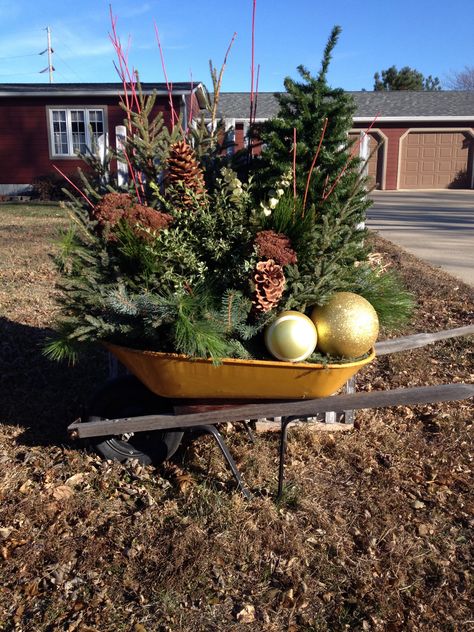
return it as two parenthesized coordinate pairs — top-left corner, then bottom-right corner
(0, 203), (472, 631)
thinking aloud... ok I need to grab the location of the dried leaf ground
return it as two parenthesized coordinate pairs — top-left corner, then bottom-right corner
(0, 204), (472, 632)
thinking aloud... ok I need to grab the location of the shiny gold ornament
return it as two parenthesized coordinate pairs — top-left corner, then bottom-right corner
(311, 292), (379, 358)
(264, 311), (317, 362)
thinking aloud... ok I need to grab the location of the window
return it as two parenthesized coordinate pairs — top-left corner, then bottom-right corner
(48, 107), (105, 157)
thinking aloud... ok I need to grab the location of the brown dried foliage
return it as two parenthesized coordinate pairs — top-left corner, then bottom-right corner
(0, 205), (473, 631)
(92, 192), (173, 241)
(255, 230), (297, 266)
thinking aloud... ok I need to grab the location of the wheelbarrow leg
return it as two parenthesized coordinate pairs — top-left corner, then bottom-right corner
(200, 425), (252, 500)
(243, 420), (256, 444)
(277, 416), (294, 500)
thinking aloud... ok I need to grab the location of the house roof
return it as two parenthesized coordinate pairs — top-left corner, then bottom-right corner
(0, 82), (209, 107)
(2, 83), (472, 122)
(213, 91), (474, 121)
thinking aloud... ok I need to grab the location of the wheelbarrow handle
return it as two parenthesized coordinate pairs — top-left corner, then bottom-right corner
(68, 382), (474, 439)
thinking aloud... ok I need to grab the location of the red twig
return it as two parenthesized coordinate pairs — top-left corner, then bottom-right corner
(109, 15), (143, 144)
(322, 173), (329, 198)
(109, 10), (128, 94)
(303, 117), (328, 213)
(249, 0), (257, 124)
(252, 63), (260, 124)
(122, 149), (143, 204)
(109, 10), (132, 125)
(122, 35), (141, 113)
(322, 113), (380, 202)
(188, 71), (194, 129)
(154, 21), (179, 130)
(293, 128), (297, 203)
(128, 66), (141, 113)
(53, 165), (94, 208)
(247, 0), (257, 159)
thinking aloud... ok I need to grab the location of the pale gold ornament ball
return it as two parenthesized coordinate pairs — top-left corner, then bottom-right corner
(311, 292), (379, 358)
(264, 311), (318, 362)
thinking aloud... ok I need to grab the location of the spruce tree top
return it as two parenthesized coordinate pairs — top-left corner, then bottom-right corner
(251, 26), (366, 215)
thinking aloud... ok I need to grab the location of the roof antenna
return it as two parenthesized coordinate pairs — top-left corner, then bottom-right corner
(39, 26), (55, 83)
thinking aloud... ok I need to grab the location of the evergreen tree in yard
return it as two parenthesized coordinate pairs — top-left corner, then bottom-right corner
(374, 66), (441, 91)
(249, 26), (373, 309)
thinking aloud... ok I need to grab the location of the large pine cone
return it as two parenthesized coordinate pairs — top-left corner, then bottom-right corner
(253, 259), (285, 313)
(166, 140), (206, 207)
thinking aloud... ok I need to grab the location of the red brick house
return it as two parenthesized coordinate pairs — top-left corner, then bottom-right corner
(1, 85), (473, 194)
(216, 91), (474, 190)
(0, 82), (207, 195)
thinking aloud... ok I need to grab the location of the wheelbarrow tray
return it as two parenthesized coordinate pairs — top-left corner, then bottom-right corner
(105, 342), (375, 400)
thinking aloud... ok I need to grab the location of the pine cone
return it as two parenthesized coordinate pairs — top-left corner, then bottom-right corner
(166, 140), (206, 207)
(253, 260), (285, 313)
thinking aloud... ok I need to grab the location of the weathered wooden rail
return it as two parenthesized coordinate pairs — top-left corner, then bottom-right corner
(68, 325), (474, 498)
(69, 382), (473, 439)
(374, 324), (474, 356)
(322, 323), (474, 426)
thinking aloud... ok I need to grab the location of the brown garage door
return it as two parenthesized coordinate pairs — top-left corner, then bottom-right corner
(399, 131), (471, 189)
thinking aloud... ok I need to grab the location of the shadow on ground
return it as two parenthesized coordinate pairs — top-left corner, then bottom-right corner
(0, 317), (108, 448)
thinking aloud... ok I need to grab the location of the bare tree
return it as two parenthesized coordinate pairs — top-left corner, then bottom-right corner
(445, 66), (474, 91)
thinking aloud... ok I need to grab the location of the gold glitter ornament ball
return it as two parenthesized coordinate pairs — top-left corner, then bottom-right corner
(311, 292), (379, 358)
(264, 311), (318, 362)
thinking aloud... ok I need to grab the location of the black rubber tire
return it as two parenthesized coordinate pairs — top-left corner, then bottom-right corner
(87, 375), (183, 466)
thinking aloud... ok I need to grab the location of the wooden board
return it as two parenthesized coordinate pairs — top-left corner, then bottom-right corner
(375, 325), (474, 356)
(69, 382), (474, 439)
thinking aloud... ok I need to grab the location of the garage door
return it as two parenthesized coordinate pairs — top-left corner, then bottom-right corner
(399, 132), (471, 189)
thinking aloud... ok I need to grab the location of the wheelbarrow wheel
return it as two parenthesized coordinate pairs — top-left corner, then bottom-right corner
(87, 375), (183, 466)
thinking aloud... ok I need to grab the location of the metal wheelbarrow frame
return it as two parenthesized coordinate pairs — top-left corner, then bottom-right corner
(68, 325), (474, 500)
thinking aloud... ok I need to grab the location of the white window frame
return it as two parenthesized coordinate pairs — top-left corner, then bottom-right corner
(46, 106), (107, 159)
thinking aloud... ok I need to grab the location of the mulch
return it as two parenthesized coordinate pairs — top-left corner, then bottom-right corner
(0, 206), (472, 631)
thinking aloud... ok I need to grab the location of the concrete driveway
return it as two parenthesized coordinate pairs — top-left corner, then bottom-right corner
(368, 190), (474, 286)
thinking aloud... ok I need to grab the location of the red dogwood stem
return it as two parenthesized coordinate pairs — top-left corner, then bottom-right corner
(252, 63), (260, 125)
(122, 149), (143, 204)
(322, 113), (380, 202)
(188, 72), (194, 129)
(109, 9), (141, 126)
(52, 165), (94, 208)
(249, 0), (257, 125)
(303, 117), (328, 214)
(154, 21), (179, 130)
(293, 128), (297, 202)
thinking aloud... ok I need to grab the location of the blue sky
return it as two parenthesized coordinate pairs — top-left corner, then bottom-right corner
(0, 0), (471, 91)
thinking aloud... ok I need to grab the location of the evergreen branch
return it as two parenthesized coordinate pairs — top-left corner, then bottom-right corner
(43, 336), (79, 365)
(348, 265), (416, 330)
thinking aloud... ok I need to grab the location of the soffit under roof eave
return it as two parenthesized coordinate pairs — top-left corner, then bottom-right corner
(0, 82), (208, 101)
(353, 115), (474, 122)
(202, 115), (474, 123)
